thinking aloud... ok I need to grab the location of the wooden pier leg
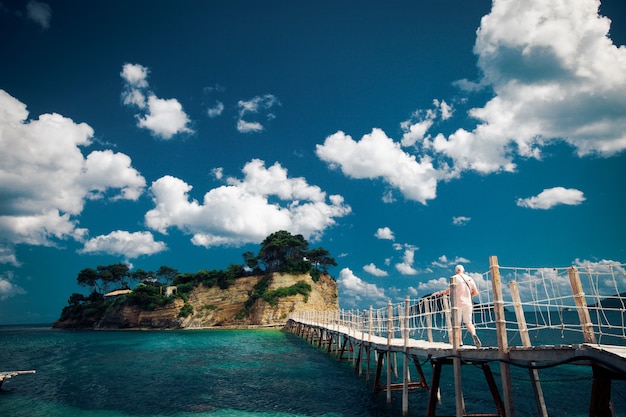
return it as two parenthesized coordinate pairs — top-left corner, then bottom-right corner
(589, 365), (616, 417)
(326, 332), (333, 353)
(366, 344), (372, 385)
(427, 360), (444, 417)
(412, 354), (429, 389)
(374, 350), (385, 393)
(510, 280), (548, 417)
(355, 342), (363, 374)
(481, 362), (506, 417)
(403, 351), (409, 416)
(339, 337), (348, 361)
(387, 348), (392, 403)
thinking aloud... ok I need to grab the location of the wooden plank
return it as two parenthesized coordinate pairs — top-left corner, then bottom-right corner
(490, 255), (515, 417)
(0, 370), (36, 388)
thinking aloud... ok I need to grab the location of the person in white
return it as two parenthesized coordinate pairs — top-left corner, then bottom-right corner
(434, 264), (481, 348)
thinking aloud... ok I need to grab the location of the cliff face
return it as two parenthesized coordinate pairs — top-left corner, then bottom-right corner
(95, 272), (338, 329)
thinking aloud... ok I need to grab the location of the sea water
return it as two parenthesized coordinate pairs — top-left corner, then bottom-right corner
(1, 325), (625, 417)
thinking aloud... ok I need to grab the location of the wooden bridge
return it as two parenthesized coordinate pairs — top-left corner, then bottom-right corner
(0, 370), (35, 389)
(286, 256), (626, 417)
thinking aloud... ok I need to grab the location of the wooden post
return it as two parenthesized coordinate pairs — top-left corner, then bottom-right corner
(387, 300), (393, 403)
(589, 365), (616, 417)
(450, 275), (465, 417)
(510, 281), (548, 417)
(443, 294), (453, 345)
(367, 306), (373, 384)
(425, 297), (433, 343)
(567, 266), (597, 344)
(403, 296), (410, 416)
(427, 360), (444, 417)
(490, 255), (514, 417)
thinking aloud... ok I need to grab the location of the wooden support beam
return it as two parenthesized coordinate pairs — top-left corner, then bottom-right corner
(490, 255), (514, 417)
(568, 266), (597, 345)
(510, 281), (548, 417)
(589, 365), (616, 417)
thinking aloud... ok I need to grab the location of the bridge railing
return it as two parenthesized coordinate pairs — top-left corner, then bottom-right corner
(290, 258), (626, 347)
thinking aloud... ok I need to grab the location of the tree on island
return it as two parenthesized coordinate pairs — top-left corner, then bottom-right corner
(255, 230), (337, 277)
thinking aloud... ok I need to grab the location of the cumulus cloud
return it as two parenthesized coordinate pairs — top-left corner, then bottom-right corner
(145, 159), (351, 247)
(394, 245), (419, 275)
(236, 94), (280, 133)
(121, 63), (193, 139)
(316, 129), (438, 204)
(317, 1), (626, 203)
(26, 1), (51, 29)
(0, 90), (146, 264)
(337, 268), (386, 307)
(363, 263), (388, 277)
(375, 227), (395, 240)
(0, 272), (26, 300)
(517, 187), (585, 209)
(80, 231), (167, 258)
(400, 99), (452, 147)
(447, 0), (626, 168)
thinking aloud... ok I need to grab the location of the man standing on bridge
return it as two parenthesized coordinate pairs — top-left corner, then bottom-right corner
(434, 264), (481, 348)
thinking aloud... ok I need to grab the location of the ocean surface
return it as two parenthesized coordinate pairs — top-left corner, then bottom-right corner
(1, 324), (625, 417)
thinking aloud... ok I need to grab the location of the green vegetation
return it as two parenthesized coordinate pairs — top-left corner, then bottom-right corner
(179, 303), (194, 317)
(262, 282), (312, 306)
(55, 230), (336, 328)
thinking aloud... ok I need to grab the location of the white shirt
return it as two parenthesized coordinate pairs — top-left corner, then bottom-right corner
(453, 273), (477, 307)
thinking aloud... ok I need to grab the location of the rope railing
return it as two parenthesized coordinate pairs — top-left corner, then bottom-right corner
(289, 260), (626, 347)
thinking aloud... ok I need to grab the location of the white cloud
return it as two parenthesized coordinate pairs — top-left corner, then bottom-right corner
(363, 263), (388, 277)
(120, 63), (193, 139)
(395, 247), (418, 275)
(400, 99), (452, 147)
(80, 231), (167, 258)
(145, 159), (351, 247)
(207, 101), (224, 118)
(317, 1), (626, 203)
(0, 90), (146, 264)
(82, 150), (146, 201)
(573, 259), (626, 292)
(236, 94), (280, 133)
(516, 187), (585, 209)
(337, 268), (386, 307)
(417, 277), (449, 293)
(375, 227), (395, 240)
(444, 0), (626, 172)
(431, 255), (471, 269)
(212, 167), (223, 180)
(138, 95), (193, 139)
(26, 1), (51, 29)
(452, 216), (471, 226)
(0, 272), (26, 300)
(316, 129), (438, 204)
(120, 63), (149, 89)
(237, 119), (264, 133)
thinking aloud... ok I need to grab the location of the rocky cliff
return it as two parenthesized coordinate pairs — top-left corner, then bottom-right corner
(93, 272), (338, 329)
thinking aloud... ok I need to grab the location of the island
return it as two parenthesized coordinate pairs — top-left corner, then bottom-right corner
(54, 231), (339, 329)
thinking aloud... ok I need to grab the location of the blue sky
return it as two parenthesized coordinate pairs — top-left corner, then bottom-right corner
(1, 0), (625, 324)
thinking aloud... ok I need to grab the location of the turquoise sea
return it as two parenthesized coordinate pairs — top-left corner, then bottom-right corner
(1, 324), (625, 417)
